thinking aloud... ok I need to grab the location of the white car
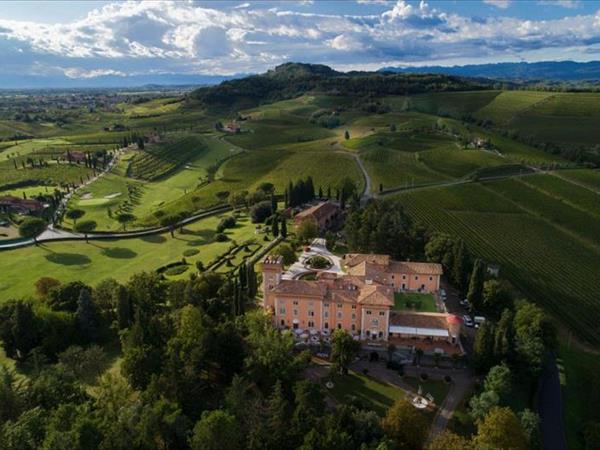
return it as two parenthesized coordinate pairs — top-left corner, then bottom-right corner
(463, 315), (474, 327)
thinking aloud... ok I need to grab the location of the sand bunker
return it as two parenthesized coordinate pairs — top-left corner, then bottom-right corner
(80, 193), (93, 200)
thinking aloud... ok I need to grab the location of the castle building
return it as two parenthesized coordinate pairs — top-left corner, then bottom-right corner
(262, 253), (459, 348)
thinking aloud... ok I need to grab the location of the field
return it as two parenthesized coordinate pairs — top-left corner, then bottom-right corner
(394, 173), (600, 344)
(0, 212), (265, 300)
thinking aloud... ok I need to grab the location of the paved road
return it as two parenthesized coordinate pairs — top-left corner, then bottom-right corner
(283, 237), (343, 280)
(537, 354), (568, 450)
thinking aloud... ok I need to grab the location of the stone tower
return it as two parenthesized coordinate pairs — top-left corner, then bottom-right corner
(262, 255), (283, 309)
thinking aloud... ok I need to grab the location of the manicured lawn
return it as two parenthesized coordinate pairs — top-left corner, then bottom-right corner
(328, 371), (407, 416)
(394, 292), (437, 312)
(0, 213), (261, 300)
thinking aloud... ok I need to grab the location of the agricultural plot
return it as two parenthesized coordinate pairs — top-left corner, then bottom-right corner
(474, 91), (553, 124)
(129, 135), (207, 180)
(406, 91), (500, 117)
(418, 148), (505, 179)
(395, 180), (600, 344)
(557, 169), (600, 191)
(0, 163), (93, 190)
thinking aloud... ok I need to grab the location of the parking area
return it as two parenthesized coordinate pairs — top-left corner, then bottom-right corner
(440, 279), (476, 355)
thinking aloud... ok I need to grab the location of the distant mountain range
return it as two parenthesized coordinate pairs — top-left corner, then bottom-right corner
(0, 73), (245, 90)
(379, 61), (600, 82)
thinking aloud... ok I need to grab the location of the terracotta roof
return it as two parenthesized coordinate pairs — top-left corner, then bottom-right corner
(388, 261), (443, 276)
(271, 280), (327, 297)
(294, 202), (339, 222)
(389, 312), (450, 330)
(344, 253), (390, 268)
(0, 195), (44, 210)
(446, 314), (463, 325)
(358, 284), (394, 307)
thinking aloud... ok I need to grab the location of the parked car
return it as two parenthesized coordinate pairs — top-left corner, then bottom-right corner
(474, 316), (486, 328)
(459, 298), (471, 309)
(463, 315), (474, 327)
(440, 289), (447, 299)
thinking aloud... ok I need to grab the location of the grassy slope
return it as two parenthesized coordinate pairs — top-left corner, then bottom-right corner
(0, 213), (259, 300)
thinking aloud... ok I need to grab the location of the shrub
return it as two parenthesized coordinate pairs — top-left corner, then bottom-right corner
(183, 249), (199, 257)
(217, 215), (236, 232)
(164, 265), (189, 276)
(308, 255), (330, 269)
(250, 200), (272, 223)
(215, 233), (228, 242)
(195, 261), (205, 272)
(274, 243), (296, 266)
(444, 375), (452, 384)
(420, 373), (429, 381)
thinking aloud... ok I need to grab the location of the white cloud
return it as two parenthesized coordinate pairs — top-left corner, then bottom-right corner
(0, 0), (599, 78)
(537, 0), (581, 8)
(483, 0), (511, 9)
(63, 68), (125, 78)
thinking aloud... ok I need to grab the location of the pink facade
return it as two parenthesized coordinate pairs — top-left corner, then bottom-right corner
(262, 254), (444, 342)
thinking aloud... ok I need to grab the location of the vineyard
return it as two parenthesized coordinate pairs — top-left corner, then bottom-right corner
(128, 135), (207, 180)
(395, 178), (600, 345)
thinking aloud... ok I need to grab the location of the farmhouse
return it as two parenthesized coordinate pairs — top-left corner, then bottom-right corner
(262, 253), (458, 351)
(294, 201), (341, 231)
(224, 122), (241, 133)
(0, 196), (45, 214)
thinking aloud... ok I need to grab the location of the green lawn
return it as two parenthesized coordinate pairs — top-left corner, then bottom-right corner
(328, 371), (407, 416)
(394, 292), (437, 312)
(0, 213), (261, 300)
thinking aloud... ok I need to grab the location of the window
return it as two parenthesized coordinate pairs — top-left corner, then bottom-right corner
(391, 275), (395, 279)
(337, 323), (342, 329)
(366, 310), (372, 315)
(324, 303), (329, 308)
(352, 313), (356, 320)
(280, 319), (285, 326)
(378, 331), (383, 338)
(308, 320), (314, 327)
(293, 309), (298, 316)
(429, 276), (433, 281)
(293, 301), (299, 305)
(379, 311), (385, 316)
(402, 275), (406, 280)
(415, 276), (419, 280)
(337, 312), (342, 319)
(308, 310), (315, 317)
(372, 319), (379, 326)
(324, 322), (329, 329)
(279, 308), (286, 315)
(351, 324), (356, 331)
(351, 305), (356, 310)
(337, 303), (343, 308)
(324, 311), (329, 318)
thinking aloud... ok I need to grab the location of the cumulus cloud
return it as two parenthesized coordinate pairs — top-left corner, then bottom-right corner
(0, 0), (599, 78)
(483, 0), (511, 9)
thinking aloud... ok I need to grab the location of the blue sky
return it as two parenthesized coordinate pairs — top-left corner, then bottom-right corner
(1, 0), (600, 81)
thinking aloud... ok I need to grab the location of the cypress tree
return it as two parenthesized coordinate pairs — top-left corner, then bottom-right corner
(280, 217), (287, 238)
(272, 217), (279, 237)
(327, 186), (331, 199)
(75, 288), (99, 343)
(467, 259), (486, 310)
(271, 193), (277, 214)
(116, 285), (132, 330)
(494, 309), (515, 362)
(318, 186), (323, 199)
(452, 240), (471, 292)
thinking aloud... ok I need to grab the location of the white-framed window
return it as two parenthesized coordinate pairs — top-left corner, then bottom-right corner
(352, 313), (356, 320)
(279, 308), (286, 315)
(337, 303), (343, 308)
(293, 300), (299, 305)
(337, 312), (342, 319)
(308, 320), (315, 327)
(379, 311), (385, 316)
(308, 310), (315, 317)
(293, 309), (298, 316)
(372, 319), (379, 326)
(402, 275), (406, 280)
(351, 324), (356, 331)
(324, 303), (329, 308)
(324, 322), (329, 329)
(351, 305), (357, 310)
(429, 276), (433, 281)
(366, 310), (372, 315)
(415, 276), (419, 280)
(324, 311), (329, 318)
